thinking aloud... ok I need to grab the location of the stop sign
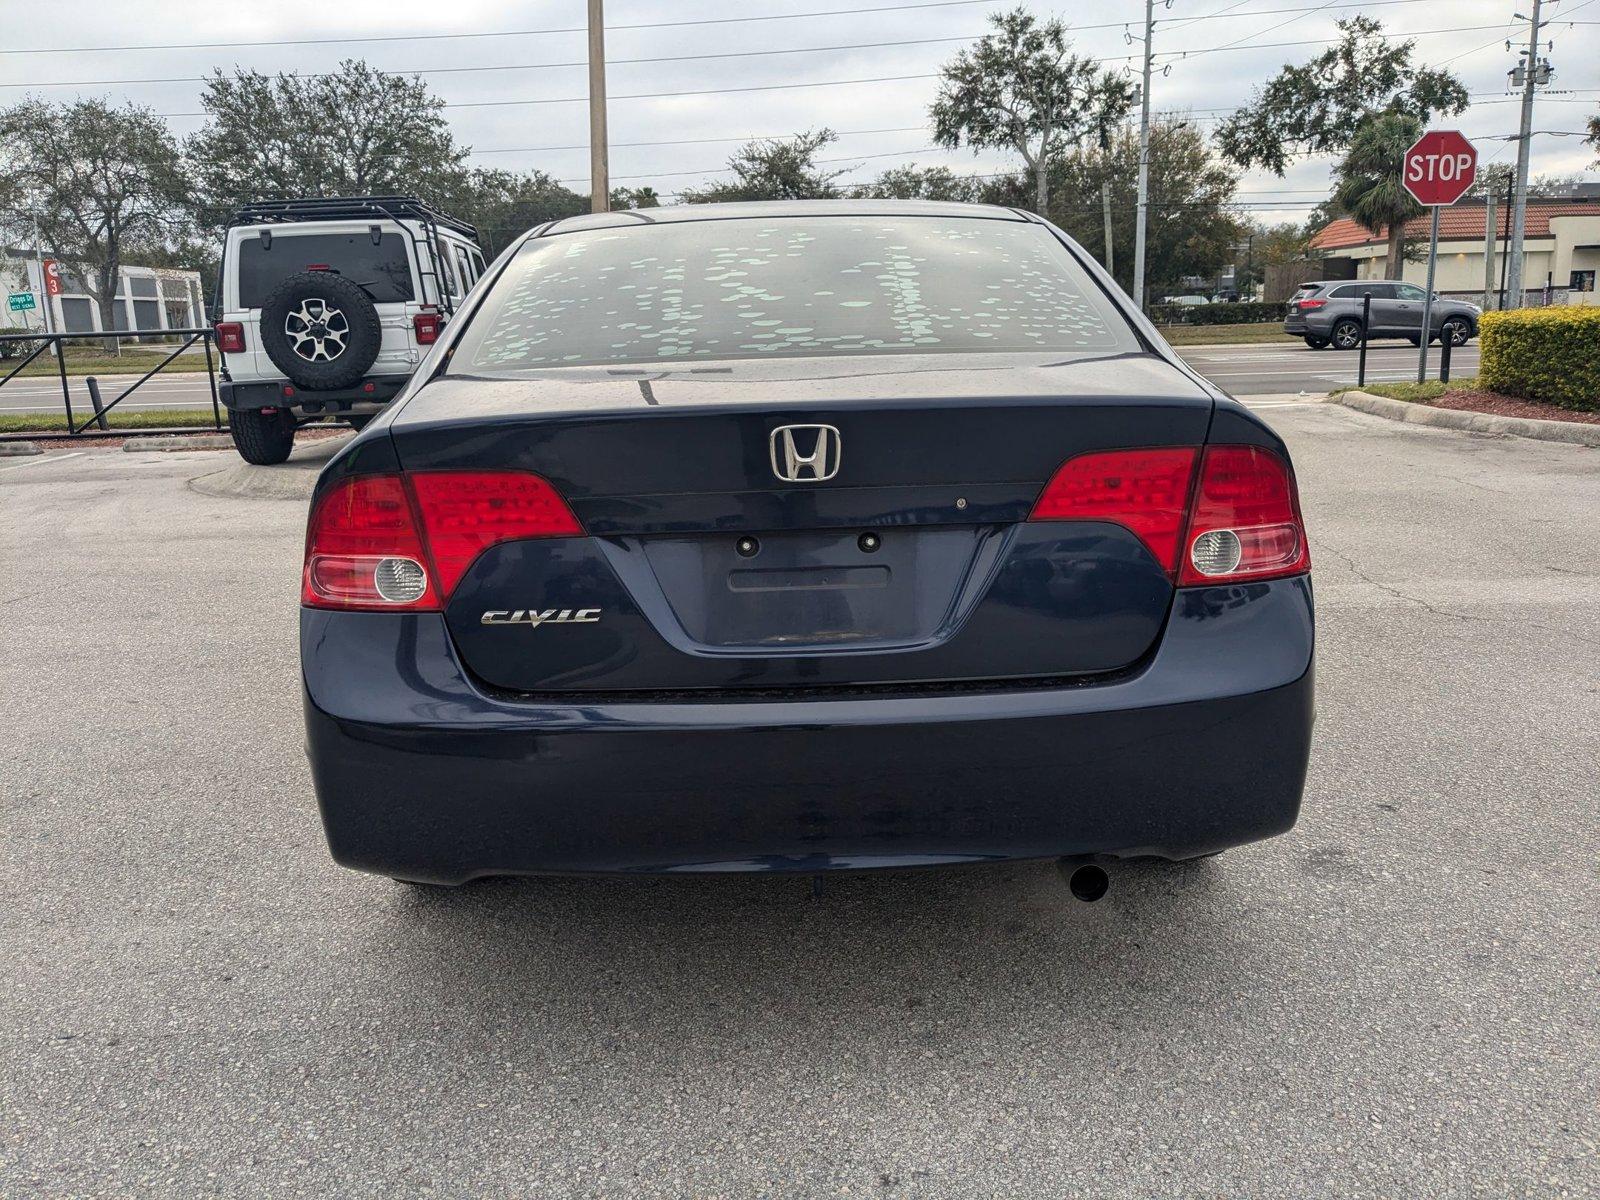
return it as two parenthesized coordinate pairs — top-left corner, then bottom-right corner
(1403, 130), (1477, 206)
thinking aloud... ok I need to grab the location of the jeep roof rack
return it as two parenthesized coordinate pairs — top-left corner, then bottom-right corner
(227, 196), (478, 242)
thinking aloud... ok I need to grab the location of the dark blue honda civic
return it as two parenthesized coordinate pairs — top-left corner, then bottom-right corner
(299, 200), (1313, 887)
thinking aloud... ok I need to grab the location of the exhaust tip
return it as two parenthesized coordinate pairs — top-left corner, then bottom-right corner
(1068, 864), (1109, 903)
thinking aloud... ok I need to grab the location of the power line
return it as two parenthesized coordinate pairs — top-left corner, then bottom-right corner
(0, 0), (1444, 58)
(0, 35), (986, 91)
(9, 12), (1545, 92)
(151, 73), (947, 119)
(0, 0), (996, 56)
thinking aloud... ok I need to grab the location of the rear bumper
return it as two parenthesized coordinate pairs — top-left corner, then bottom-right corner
(302, 577), (1315, 882)
(220, 375), (411, 412)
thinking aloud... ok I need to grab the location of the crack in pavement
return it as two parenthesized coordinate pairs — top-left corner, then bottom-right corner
(1315, 540), (1600, 647)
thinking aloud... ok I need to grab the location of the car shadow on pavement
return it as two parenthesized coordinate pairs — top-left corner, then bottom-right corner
(367, 858), (1256, 1034)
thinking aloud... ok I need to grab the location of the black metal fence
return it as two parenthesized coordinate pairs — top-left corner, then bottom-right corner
(0, 327), (222, 440)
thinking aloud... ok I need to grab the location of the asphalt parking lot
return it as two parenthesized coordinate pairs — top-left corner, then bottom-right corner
(3, 404), (1597, 1198)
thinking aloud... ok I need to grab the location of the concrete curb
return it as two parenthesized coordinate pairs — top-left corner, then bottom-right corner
(0, 440), (42, 457)
(188, 435), (350, 502)
(1332, 390), (1600, 448)
(123, 434), (235, 452)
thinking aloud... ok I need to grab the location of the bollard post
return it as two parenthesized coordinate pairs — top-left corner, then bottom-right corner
(1357, 292), (1371, 389)
(1440, 333), (1453, 384)
(86, 375), (110, 432)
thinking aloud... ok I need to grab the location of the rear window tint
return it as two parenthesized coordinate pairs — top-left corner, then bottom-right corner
(1293, 285), (1322, 298)
(236, 232), (415, 307)
(450, 216), (1138, 371)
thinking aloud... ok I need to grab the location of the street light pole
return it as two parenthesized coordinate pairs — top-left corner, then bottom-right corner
(1131, 0), (1155, 312)
(588, 0), (610, 213)
(1505, 0), (1543, 306)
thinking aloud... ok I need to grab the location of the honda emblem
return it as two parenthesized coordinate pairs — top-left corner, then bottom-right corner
(769, 424), (842, 483)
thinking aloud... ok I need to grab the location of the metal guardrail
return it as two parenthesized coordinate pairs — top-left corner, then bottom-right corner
(0, 327), (223, 439)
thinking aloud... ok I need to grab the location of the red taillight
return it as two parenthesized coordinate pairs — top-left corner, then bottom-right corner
(302, 471), (582, 611)
(413, 311), (442, 345)
(409, 471), (582, 597)
(1177, 445), (1310, 587)
(1029, 447), (1199, 576)
(1296, 298), (1327, 311)
(1028, 444), (1309, 586)
(214, 322), (245, 354)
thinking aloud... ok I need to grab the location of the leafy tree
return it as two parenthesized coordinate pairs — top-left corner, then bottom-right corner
(849, 165), (988, 202)
(0, 98), (185, 339)
(1233, 220), (1312, 295)
(1330, 111), (1424, 280)
(679, 130), (845, 203)
(610, 186), (661, 210)
(441, 168), (586, 257)
(930, 7), (1135, 215)
(185, 60), (469, 229)
(986, 120), (1244, 297)
(1216, 17), (1468, 175)
(1589, 110), (1600, 168)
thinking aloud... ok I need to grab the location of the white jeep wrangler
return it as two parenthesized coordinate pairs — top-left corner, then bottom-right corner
(212, 196), (485, 464)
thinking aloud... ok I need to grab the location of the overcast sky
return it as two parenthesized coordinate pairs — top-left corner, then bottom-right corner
(1, 0), (1595, 226)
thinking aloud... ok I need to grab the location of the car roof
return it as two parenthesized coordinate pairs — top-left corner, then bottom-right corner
(539, 199), (1031, 237)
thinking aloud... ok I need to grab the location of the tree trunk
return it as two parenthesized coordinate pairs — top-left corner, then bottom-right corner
(1384, 224), (1405, 280)
(95, 259), (122, 355)
(1035, 161), (1048, 217)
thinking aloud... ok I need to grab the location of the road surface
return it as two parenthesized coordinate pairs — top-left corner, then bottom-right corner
(3, 406), (1595, 1197)
(0, 341), (1480, 416)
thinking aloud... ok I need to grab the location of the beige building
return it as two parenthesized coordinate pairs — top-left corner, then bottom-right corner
(1, 248), (205, 336)
(1309, 193), (1600, 305)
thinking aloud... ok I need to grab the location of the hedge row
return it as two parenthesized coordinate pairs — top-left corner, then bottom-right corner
(1478, 307), (1600, 412)
(1147, 301), (1289, 327)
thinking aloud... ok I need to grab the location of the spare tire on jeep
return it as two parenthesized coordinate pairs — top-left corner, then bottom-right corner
(259, 271), (382, 390)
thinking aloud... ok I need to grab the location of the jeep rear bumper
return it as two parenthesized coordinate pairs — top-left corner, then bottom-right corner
(219, 375), (411, 412)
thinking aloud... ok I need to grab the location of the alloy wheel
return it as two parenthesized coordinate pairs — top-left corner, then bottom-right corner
(285, 299), (350, 363)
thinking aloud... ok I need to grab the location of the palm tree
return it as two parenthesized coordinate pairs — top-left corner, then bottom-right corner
(1332, 111), (1423, 280)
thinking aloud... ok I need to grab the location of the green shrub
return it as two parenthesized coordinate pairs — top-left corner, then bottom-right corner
(1146, 301), (1289, 327)
(1479, 307), (1600, 411)
(0, 326), (42, 360)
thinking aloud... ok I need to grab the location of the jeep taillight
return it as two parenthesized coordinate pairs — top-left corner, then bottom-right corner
(214, 322), (245, 353)
(413, 311), (441, 345)
(1029, 444), (1309, 586)
(302, 471), (583, 611)
(1177, 445), (1310, 586)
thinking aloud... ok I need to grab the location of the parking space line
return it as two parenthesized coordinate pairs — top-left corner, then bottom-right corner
(0, 451), (85, 473)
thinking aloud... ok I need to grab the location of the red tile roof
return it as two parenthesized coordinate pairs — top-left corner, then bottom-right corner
(1310, 202), (1600, 250)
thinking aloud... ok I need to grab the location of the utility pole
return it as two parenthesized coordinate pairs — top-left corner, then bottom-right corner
(1131, 0), (1155, 312)
(1504, 0), (1543, 307)
(588, 0), (610, 213)
(1101, 181), (1115, 276)
(1481, 190), (1496, 310)
(30, 193), (56, 352)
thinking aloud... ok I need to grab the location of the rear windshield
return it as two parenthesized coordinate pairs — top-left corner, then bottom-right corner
(450, 216), (1138, 371)
(1292, 284), (1322, 298)
(236, 231), (415, 307)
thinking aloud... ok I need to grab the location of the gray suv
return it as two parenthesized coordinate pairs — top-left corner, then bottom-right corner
(1285, 281), (1480, 350)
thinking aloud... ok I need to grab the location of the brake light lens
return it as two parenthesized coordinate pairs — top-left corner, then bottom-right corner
(1296, 298), (1327, 311)
(1177, 445), (1310, 586)
(302, 475), (439, 611)
(303, 471), (583, 610)
(1028, 444), (1309, 586)
(409, 471), (582, 597)
(413, 310), (442, 345)
(1029, 447), (1199, 576)
(214, 322), (245, 353)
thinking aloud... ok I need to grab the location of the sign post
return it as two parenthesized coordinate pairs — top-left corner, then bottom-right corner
(1403, 130), (1477, 383)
